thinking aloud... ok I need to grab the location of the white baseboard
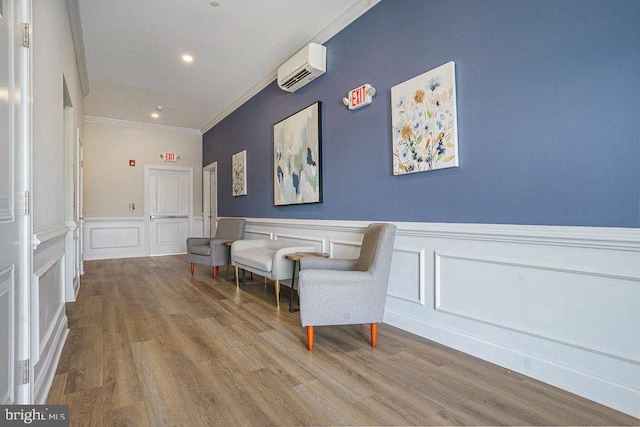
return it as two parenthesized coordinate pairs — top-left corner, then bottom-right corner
(34, 308), (68, 404)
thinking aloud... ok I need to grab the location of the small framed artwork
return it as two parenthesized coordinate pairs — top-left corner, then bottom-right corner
(232, 150), (247, 196)
(273, 102), (322, 206)
(391, 61), (459, 175)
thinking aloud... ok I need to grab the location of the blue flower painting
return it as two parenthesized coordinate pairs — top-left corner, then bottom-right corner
(391, 62), (459, 175)
(273, 102), (322, 205)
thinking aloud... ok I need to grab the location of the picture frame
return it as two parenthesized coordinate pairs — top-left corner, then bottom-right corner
(391, 61), (459, 175)
(232, 150), (247, 196)
(273, 102), (322, 206)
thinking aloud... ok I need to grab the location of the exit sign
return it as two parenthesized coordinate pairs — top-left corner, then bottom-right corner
(163, 152), (177, 162)
(347, 84), (375, 110)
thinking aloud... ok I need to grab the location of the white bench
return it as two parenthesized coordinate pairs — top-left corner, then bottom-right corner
(231, 239), (315, 307)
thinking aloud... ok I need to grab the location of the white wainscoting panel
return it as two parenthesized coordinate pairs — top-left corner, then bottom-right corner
(434, 250), (639, 362)
(83, 218), (146, 260)
(329, 239), (361, 259)
(388, 247), (425, 305)
(239, 218), (639, 418)
(245, 230), (272, 240)
(0, 266), (13, 405)
(32, 230), (69, 404)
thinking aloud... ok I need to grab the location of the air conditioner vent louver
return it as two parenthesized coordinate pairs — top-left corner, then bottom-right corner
(282, 69), (312, 89)
(277, 43), (326, 92)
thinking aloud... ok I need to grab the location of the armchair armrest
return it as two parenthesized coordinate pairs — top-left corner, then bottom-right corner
(271, 245), (316, 278)
(299, 269), (372, 289)
(187, 237), (212, 251)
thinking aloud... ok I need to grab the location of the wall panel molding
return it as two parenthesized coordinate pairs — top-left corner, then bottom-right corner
(388, 247), (425, 305)
(31, 238), (68, 405)
(434, 250), (640, 363)
(83, 218), (147, 260)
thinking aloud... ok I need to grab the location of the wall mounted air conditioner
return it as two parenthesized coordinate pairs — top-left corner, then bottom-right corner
(277, 43), (326, 92)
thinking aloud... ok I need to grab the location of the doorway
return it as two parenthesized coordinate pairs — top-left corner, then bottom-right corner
(145, 165), (193, 255)
(203, 162), (217, 237)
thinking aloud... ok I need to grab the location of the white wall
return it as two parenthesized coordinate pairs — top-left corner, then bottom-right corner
(31, 0), (84, 403)
(33, 0), (83, 231)
(83, 117), (202, 220)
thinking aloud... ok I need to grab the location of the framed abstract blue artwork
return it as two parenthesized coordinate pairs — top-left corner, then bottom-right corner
(273, 102), (322, 206)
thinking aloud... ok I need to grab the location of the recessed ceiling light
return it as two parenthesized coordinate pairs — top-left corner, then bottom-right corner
(151, 113), (159, 118)
(210, 1), (220, 7)
(181, 54), (194, 63)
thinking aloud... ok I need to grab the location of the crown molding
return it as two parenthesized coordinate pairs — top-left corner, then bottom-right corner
(66, 0), (90, 96)
(200, 0), (381, 133)
(84, 115), (201, 135)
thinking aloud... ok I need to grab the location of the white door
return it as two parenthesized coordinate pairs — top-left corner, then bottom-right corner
(0, 0), (30, 404)
(202, 162), (217, 238)
(75, 130), (83, 276)
(146, 166), (192, 256)
(209, 168), (217, 237)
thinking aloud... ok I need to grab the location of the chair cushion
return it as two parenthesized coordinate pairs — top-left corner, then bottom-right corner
(233, 248), (276, 272)
(190, 245), (210, 256)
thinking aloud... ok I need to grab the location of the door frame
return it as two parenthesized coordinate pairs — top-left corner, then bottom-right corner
(202, 162), (217, 238)
(144, 164), (193, 256)
(13, 0), (32, 404)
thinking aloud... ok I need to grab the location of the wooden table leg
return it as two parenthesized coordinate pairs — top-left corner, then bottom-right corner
(289, 260), (299, 312)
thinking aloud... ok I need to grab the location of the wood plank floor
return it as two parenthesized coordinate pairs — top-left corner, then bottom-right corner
(47, 255), (639, 426)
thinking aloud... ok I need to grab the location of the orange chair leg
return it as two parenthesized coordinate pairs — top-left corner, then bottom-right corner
(190, 263), (194, 275)
(371, 323), (378, 347)
(307, 326), (314, 351)
(213, 266), (217, 279)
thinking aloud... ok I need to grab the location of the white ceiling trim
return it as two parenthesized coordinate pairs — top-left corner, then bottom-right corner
(200, 0), (381, 134)
(84, 115), (201, 135)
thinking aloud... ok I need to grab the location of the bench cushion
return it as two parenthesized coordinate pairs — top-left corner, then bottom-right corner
(234, 248), (277, 272)
(190, 245), (210, 256)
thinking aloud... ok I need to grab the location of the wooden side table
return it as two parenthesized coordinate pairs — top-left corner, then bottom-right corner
(285, 252), (329, 312)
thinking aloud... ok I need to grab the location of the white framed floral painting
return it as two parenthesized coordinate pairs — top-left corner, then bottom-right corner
(232, 150), (247, 196)
(391, 61), (459, 175)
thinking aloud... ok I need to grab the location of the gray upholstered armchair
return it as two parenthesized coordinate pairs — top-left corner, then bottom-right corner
(298, 223), (397, 351)
(187, 218), (246, 279)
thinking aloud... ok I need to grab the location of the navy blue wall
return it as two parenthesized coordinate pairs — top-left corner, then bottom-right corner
(203, 0), (639, 227)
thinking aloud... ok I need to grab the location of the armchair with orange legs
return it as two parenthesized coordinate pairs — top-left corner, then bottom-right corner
(187, 218), (246, 279)
(297, 223), (397, 351)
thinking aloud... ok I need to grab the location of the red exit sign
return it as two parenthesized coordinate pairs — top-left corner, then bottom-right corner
(163, 152), (177, 162)
(346, 84), (375, 110)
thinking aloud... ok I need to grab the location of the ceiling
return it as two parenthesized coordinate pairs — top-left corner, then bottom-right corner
(71, 0), (379, 133)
